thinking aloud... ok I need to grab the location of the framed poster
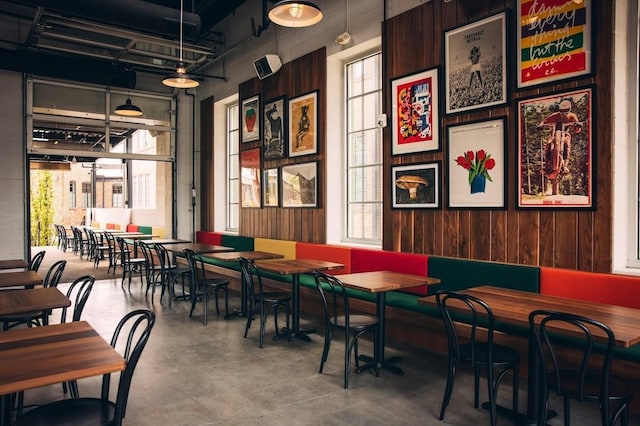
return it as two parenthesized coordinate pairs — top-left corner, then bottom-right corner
(281, 161), (317, 207)
(447, 117), (506, 209)
(241, 95), (260, 142)
(517, 0), (593, 88)
(391, 67), (440, 155)
(392, 162), (440, 209)
(263, 96), (287, 160)
(240, 148), (261, 208)
(444, 12), (507, 114)
(517, 87), (594, 209)
(262, 168), (279, 207)
(288, 91), (318, 157)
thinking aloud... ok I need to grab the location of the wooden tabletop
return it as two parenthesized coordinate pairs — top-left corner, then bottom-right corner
(418, 286), (640, 348)
(0, 321), (125, 395)
(164, 243), (234, 254)
(0, 287), (70, 316)
(209, 251), (284, 262)
(338, 271), (440, 293)
(255, 259), (343, 275)
(0, 259), (28, 270)
(0, 271), (43, 288)
(147, 238), (191, 245)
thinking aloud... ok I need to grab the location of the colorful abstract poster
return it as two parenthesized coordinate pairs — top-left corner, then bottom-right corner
(517, 0), (592, 88)
(391, 67), (439, 155)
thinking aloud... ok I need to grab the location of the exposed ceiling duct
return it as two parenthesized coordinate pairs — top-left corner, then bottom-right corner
(17, 0), (201, 41)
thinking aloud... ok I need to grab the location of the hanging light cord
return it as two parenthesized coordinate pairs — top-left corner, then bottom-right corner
(179, 0), (184, 63)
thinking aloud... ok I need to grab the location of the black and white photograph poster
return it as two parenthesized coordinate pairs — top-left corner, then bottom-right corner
(444, 12), (507, 115)
(263, 96), (287, 160)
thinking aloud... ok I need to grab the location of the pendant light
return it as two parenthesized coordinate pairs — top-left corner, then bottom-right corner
(162, 0), (199, 88)
(114, 97), (144, 117)
(268, 1), (323, 28)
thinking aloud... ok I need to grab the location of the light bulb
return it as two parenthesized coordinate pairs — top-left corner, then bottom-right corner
(288, 4), (303, 18)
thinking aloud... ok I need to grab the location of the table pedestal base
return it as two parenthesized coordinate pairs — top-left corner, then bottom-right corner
(480, 402), (556, 426)
(280, 327), (315, 342)
(356, 354), (404, 376)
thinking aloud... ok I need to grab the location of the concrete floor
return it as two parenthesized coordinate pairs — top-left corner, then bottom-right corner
(17, 272), (639, 426)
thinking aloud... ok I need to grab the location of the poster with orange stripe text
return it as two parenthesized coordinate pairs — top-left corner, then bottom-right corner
(517, 0), (592, 88)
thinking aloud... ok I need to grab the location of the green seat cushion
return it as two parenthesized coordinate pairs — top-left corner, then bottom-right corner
(428, 256), (540, 293)
(221, 235), (254, 251)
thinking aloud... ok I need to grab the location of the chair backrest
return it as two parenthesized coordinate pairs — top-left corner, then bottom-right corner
(61, 275), (95, 323)
(28, 250), (46, 272)
(238, 257), (264, 304)
(529, 310), (616, 405)
(43, 259), (67, 288)
(154, 243), (172, 272)
(183, 249), (206, 296)
(435, 290), (496, 365)
(313, 271), (353, 330)
(139, 241), (157, 269)
(103, 309), (156, 426)
(116, 237), (130, 263)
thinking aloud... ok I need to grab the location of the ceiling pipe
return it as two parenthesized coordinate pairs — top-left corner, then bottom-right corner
(251, 0), (272, 37)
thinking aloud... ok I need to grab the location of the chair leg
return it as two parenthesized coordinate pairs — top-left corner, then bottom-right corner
(319, 327), (332, 374)
(486, 366), (497, 426)
(439, 358), (457, 421)
(473, 365), (480, 409)
(564, 397), (571, 426)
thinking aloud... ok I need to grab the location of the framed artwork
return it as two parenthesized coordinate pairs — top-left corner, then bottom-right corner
(263, 96), (287, 160)
(516, 0), (593, 89)
(262, 168), (279, 207)
(240, 148), (261, 208)
(391, 67), (440, 155)
(392, 162), (441, 209)
(444, 12), (508, 115)
(447, 117), (506, 209)
(281, 161), (317, 207)
(288, 91), (318, 157)
(241, 95), (260, 142)
(517, 86), (595, 209)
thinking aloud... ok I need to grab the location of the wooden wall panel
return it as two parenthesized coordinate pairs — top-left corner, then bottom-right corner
(380, 0), (613, 272)
(202, 1), (614, 274)
(237, 48), (327, 243)
(200, 97), (214, 231)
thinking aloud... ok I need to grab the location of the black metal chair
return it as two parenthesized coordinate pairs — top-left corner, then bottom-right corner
(28, 250), (46, 272)
(529, 310), (633, 426)
(436, 290), (520, 426)
(184, 248), (230, 325)
(0, 259), (67, 330)
(15, 309), (156, 426)
(103, 231), (119, 275)
(154, 243), (190, 305)
(139, 241), (164, 301)
(116, 237), (147, 290)
(238, 257), (291, 348)
(313, 271), (379, 388)
(88, 229), (110, 268)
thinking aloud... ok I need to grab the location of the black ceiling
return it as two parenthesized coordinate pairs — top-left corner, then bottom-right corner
(0, 0), (252, 88)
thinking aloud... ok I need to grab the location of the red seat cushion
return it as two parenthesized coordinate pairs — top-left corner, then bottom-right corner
(351, 248), (429, 295)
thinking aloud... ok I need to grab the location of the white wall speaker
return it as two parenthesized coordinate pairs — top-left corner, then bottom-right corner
(253, 54), (282, 80)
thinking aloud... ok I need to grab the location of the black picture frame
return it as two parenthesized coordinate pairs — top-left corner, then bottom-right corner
(392, 161), (441, 209)
(517, 86), (595, 209)
(263, 96), (287, 160)
(444, 11), (508, 115)
(281, 161), (318, 208)
(241, 95), (260, 143)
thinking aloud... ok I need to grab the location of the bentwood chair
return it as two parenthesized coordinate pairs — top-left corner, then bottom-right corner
(238, 257), (291, 348)
(184, 249), (230, 325)
(139, 241), (164, 301)
(313, 271), (379, 388)
(529, 310), (633, 426)
(88, 229), (110, 268)
(16, 309), (156, 426)
(155, 243), (190, 305)
(15, 275), (96, 417)
(28, 250), (46, 272)
(436, 290), (520, 426)
(0, 259), (67, 330)
(116, 237), (147, 290)
(103, 231), (119, 275)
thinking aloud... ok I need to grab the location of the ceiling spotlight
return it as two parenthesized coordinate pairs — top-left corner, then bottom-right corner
(268, 1), (323, 28)
(162, 0), (200, 88)
(114, 98), (144, 117)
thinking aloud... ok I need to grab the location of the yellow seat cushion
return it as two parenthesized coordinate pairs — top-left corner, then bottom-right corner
(254, 238), (297, 259)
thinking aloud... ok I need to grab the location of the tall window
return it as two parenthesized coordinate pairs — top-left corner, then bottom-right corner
(81, 182), (91, 208)
(346, 53), (383, 243)
(69, 180), (76, 208)
(112, 184), (123, 207)
(227, 103), (239, 232)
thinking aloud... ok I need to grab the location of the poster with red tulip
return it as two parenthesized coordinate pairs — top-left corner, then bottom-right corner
(447, 117), (506, 208)
(242, 95), (260, 142)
